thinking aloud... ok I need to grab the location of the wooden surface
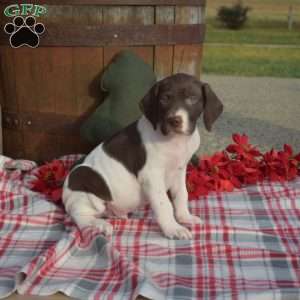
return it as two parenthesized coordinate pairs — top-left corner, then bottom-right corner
(155, 6), (175, 80)
(1, 0), (206, 5)
(0, 24), (204, 47)
(173, 6), (203, 77)
(0, 3), (205, 162)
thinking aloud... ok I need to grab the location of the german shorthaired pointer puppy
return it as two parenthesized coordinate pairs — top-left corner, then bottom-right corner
(62, 73), (223, 239)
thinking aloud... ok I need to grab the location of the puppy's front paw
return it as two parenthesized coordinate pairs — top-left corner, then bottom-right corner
(93, 219), (113, 236)
(176, 213), (203, 225)
(162, 222), (193, 240)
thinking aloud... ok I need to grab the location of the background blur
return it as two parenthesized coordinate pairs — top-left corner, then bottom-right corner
(198, 0), (300, 155)
(203, 0), (300, 77)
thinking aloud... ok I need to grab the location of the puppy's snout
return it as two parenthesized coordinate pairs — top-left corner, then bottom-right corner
(167, 116), (182, 128)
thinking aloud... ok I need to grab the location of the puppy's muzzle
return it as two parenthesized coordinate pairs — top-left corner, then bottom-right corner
(166, 116), (182, 130)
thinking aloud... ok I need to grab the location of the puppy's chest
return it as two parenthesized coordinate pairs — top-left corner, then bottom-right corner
(161, 133), (200, 184)
(159, 139), (193, 176)
(164, 134), (198, 164)
(164, 145), (188, 169)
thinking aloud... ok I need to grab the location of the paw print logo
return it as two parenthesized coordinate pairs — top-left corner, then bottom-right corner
(4, 16), (45, 48)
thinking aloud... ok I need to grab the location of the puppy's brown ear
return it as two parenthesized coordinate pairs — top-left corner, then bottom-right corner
(202, 83), (223, 131)
(139, 83), (159, 130)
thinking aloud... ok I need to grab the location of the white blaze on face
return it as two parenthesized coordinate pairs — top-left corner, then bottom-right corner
(174, 108), (189, 133)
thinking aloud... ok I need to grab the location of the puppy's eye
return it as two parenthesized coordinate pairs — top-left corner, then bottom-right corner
(185, 96), (198, 105)
(160, 95), (170, 105)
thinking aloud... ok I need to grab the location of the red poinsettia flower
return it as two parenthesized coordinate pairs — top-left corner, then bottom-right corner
(230, 159), (263, 185)
(262, 145), (300, 182)
(186, 164), (211, 198)
(294, 152), (300, 176)
(199, 152), (228, 191)
(187, 151), (243, 198)
(262, 149), (282, 181)
(186, 133), (300, 200)
(278, 145), (298, 180)
(30, 160), (68, 202)
(226, 133), (261, 160)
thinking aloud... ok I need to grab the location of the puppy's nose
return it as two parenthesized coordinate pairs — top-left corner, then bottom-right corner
(167, 116), (182, 128)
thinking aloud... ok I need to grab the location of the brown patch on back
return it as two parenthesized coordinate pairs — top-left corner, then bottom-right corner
(103, 121), (146, 177)
(68, 166), (112, 201)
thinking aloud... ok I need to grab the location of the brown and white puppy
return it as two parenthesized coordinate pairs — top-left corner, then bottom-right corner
(62, 73), (223, 239)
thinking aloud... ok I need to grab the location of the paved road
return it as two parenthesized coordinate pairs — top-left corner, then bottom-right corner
(197, 75), (300, 155)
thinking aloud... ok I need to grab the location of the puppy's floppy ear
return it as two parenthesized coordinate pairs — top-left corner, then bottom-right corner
(139, 82), (159, 130)
(202, 83), (223, 131)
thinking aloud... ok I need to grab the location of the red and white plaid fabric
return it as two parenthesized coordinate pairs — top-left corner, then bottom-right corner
(0, 155), (300, 300)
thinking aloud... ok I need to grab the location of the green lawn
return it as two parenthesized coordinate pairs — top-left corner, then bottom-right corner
(203, 0), (300, 77)
(205, 17), (300, 45)
(206, 22), (300, 45)
(203, 45), (300, 78)
(205, 0), (300, 22)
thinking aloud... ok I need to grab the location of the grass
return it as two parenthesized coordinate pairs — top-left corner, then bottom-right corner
(205, 0), (300, 21)
(203, 0), (300, 77)
(205, 17), (300, 45)
(206, 20), (300, 45)
(202, 45), (300, 78)
(206, 28), (300, 45)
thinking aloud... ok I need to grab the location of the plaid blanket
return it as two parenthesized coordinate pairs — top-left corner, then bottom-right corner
(0, 155), (300, 300)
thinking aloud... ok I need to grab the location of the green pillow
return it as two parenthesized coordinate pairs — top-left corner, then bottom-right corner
(80, 50), (156, 145)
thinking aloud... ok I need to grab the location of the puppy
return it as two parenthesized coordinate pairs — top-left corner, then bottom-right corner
(62, 73), (223, 239)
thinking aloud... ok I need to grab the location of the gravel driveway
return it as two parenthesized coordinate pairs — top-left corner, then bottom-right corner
(197, 75), (300, 155)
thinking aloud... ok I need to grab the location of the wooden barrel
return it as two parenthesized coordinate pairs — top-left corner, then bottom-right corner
(0, 0), (206, 162)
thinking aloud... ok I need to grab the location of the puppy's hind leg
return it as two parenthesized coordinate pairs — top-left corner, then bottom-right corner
(65, 191), (113, 236)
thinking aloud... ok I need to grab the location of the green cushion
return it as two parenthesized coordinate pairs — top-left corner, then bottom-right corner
(80, 50), (156, 145)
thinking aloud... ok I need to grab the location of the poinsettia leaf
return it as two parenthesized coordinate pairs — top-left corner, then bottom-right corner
(287, 167), (298, 180)
(244, 167), (259, 174)
(226, 144), (239, 153)
(31, 179), (47, 192)
(51, 188), (63, 202)
(284, 144), (293, 156)
(231, 176), (242, 188)
(232, 133), (249, 145)
(294, 152), (300, 162)
(220, 179), (235, 192)
(249, 148), (262, 157)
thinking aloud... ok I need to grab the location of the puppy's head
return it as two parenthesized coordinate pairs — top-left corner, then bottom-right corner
(140, 73), (223, 135)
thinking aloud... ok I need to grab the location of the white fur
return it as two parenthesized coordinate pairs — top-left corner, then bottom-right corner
(62, 116), (202, 239)
(174, 108), (189, 133)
